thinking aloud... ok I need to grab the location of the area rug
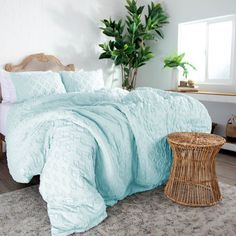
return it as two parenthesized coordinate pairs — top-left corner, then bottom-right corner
(0, 183), (236, 236)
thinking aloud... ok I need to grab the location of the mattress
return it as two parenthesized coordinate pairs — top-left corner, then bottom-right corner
(0, 102), (11, 136)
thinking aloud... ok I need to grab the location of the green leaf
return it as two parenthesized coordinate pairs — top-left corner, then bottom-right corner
(103, 29), (116, 37)
(114, 55), (123, 65)
(124, 44), (129, 50)
(99, 52), (111, 59)
(114, 40), (124, 49)
(137, 6), (145, 15)
(99, 44), (105, 49)
(111, 50), (120, 57)
(155, 30), (164, 39)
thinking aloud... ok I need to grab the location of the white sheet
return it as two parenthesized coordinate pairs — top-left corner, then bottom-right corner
(0, 102), (11, 136)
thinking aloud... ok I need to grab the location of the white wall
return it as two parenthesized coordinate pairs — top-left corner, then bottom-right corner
(137, 0), (236, 93)
(0, 0), (235, 88)
(0, 0), (128, 87)
(3, 0), (235, 90)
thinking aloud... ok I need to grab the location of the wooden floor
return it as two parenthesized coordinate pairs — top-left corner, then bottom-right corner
(0, 151), (235, 194)
(216, 151), (236, 186)
(0, 153), (39, 194)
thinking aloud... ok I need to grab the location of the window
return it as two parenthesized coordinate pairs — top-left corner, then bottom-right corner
(178, 15), (235, 85)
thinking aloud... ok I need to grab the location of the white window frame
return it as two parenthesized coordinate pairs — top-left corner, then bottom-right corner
(178, 15), (236, 86)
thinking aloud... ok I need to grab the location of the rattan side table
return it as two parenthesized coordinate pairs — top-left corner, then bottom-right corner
(165, 132), (225, 207)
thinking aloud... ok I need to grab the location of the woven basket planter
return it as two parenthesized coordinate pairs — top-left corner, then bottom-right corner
(165, 132), (225, 207)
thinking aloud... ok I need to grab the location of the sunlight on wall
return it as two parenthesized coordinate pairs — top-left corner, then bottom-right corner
(0, 0), (126, 87)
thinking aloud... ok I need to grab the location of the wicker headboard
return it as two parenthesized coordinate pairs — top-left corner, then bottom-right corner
(4, 53), (75, 72)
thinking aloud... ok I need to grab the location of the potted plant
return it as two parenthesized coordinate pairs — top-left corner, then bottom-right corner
(163, 53), (196, 90)
(99, 0), (168, 90)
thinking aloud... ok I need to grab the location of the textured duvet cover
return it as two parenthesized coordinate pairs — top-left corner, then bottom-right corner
(6, 88), (211, 236)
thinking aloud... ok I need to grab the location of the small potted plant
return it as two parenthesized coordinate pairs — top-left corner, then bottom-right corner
(164, 53), (196, 90)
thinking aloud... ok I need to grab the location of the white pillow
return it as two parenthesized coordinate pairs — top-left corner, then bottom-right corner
(0, 70), (66, 103)
(60, 69), (104, 92)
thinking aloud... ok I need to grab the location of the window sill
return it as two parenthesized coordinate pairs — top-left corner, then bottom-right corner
(196, 82), (234, 86)
(169, 90), (236, 104)
(192, 83), (236, 94)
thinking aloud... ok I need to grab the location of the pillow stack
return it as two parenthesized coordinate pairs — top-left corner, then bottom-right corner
(0, 69), (105, 103)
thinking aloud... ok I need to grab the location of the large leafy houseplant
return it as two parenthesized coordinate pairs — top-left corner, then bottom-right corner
(99, 0), (168, 90)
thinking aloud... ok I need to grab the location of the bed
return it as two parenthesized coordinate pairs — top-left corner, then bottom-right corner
(0, 103), (9, 154)
(0, 102), (10, 136)
(0, 53), (212, 236)
(0, 53), (75, 157)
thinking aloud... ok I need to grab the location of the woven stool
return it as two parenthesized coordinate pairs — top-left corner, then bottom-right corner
(165, 132), (225, 207)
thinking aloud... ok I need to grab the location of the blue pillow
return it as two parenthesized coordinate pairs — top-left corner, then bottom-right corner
(0, 71), (66, 103)
(60, 70), (104, 92)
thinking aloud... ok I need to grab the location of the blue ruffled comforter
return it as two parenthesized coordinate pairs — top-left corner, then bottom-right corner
(6, 88), (211, 235)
